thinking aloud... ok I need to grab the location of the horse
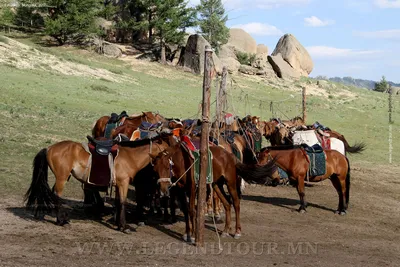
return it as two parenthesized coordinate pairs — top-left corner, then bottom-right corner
(151, 135), (277, 242)
(257, 145), (351, 215)
(91, 111), (166, 139)
(24, 132), (174, 232)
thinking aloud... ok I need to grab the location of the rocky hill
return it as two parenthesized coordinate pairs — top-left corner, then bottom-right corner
(315, 76), (400, 90)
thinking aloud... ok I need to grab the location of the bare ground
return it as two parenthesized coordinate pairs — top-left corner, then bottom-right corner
(1, 163), (400, 267)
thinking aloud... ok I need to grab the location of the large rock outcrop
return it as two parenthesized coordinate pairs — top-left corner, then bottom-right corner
(268, 53), (301, 79)
(218, 44), (241, 73)
(181, 34), (222, 75)
(271, 34), (313, 76)
(227, 28), (257, 54)
(257, 44), (268, 55)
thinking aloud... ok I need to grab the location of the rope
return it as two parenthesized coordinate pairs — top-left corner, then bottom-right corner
(168, 158), (198, 189)
(210, 185), (223, 251)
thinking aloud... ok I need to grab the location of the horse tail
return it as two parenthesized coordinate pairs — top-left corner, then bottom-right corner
(24, 148), (59, 215)
(236, 175), (242, 199)
(345, 157), (351, 206)
(235, 160), (276, 185)
(345, 141), (366, 154)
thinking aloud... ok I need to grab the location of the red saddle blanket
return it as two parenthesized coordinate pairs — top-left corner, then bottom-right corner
(316, 134), (331, 150)
(87, 143), (118, 188)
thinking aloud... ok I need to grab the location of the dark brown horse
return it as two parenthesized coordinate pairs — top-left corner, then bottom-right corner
(151, 136), (276, 242)
(24, 133), (173, 232)
(257, 145), (351, 214)
(91, 111), (166, 139)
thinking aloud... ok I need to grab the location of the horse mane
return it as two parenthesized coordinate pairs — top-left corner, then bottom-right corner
(118, 132), (171, 148)
(261, 144), (303, 151)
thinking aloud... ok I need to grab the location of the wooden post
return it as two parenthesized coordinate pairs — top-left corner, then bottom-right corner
(389, 85), (393, 124)
(216, 66), (228, 126)
(302, 86), (307, 124)
(195, 45), (213, 247)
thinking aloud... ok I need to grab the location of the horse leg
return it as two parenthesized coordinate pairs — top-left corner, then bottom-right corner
(52, 175), (70, 226)
(162, 196), (170, 223)
(225, 180), (241, 239)
(114, 187), (121, 227)
(186, 184), (196, 243)
(330, 174), (346, 215)
(296, 176), (307, 213)
(83, 188), (104, 219)
(212, 183), (232, 237)
(179, 190), (190, 238)
(170, 188), (178, 224)
(213, 191), (222, 220)
(116, 180), (130, 233)
(206, 185), (213, 216)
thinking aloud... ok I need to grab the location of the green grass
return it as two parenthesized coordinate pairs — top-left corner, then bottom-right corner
(0, 36), (399, 197)
(0, 35), (8, 44)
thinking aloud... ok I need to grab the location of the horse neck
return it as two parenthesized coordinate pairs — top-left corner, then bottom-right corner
(268, 148), (301, 170)
(171, 144), (190, 183)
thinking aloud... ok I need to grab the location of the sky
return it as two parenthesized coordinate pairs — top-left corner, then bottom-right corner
(188, 0), (400, 83)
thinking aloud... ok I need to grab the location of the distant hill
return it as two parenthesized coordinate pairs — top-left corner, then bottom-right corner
(313, 76), (400, 90)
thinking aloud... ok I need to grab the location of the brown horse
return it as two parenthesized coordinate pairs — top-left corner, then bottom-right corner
(24, 133), (173, 232)
(257, 145), (351, 214)
(151, 136), (276, 242)
(91, 111), (166, 139)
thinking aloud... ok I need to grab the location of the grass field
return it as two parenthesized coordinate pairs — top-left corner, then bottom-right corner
(0, 33), (399, 197)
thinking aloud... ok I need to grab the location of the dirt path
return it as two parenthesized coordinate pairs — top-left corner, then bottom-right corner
(1, 164), (400, 267)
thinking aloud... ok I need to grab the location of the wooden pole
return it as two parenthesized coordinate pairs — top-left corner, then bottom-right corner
(302, 86), (307, 124)
(389, 84), (393, 124)
(216, 66), (228, 126)
(195, 45), (213, 247)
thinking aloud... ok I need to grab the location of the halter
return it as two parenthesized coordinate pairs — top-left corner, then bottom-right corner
(156, 158), (174, 185)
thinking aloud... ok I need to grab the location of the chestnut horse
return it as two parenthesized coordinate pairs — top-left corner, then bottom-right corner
(257, 145), (351, 214)
(151, 136), (277, 242)
(24, 133), (172, 232)
(91, 111), (166, 139)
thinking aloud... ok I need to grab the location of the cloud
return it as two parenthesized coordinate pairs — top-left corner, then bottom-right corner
(230, 22), (283, 36)
(188, 0), (311, 9)
(374, 0), (400, 8)
(354, 29), (400, 40)
(304, 16), (335, 27)
(306, 46), (382, 59)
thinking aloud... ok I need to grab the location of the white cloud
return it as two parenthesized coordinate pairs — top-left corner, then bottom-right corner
(374, 0), (400, 8)
(230, 22), (283, 36)
(354, 29), (400, 40)
(304, 16), (335, 27)
(306, 46), (382, 58)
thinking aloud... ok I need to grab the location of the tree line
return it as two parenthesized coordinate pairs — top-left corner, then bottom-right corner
(0, 0), (230, 63)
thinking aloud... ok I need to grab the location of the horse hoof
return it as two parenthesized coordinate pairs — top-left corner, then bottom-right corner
(221, 232), (230, 238)
(182, 234), (190, 242)
(337, 210), (347, 215)
(138, 222), (145, 227)
(123, 228), (131, 234)
(298, 209), (306, 214)
(234, 233), (241, 239)
(215, 214), (221, 221)
(190, 237), (196, 244)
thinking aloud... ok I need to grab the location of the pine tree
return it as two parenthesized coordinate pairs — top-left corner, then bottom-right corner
(374, 76), (388, 92)
(132, 0), (197, 64)
(44, 0), (101, 45)
(196, 0), (229, 54)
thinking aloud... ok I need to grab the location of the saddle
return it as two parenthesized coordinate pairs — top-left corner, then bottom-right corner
(85, 136), (119, 189)
(139, 121), (162, 131)
(87, 136), (116, 155)
(301, 143), (324, 153)
(300, 143), (326, 177)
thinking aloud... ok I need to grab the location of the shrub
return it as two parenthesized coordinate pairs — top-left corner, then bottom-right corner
(235, 51), (256, 66)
